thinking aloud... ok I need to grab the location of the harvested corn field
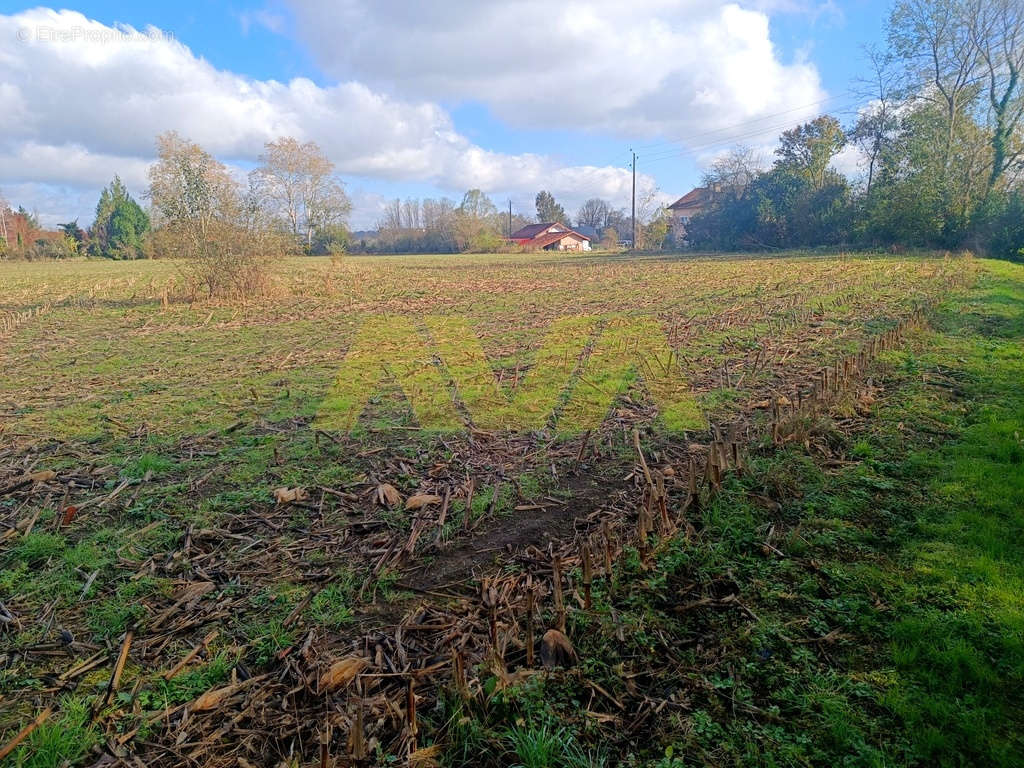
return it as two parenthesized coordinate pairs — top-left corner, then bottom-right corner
(4, 252), (1022, 767)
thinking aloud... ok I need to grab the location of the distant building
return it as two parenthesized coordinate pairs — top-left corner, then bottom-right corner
(509, 222), (591, 251)
(667, 187), (711, 237)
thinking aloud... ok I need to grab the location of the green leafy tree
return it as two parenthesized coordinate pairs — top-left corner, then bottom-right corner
(58, 220), (85, 244)
(774, 115), (846, 189)
(92, 177), (150, 259)
(535, 190), (569, 225)
(455, 189), (501, 252)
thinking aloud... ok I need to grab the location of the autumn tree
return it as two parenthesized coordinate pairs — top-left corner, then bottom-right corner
(149, 131), (289, 298)
(252, 137), (351, 251)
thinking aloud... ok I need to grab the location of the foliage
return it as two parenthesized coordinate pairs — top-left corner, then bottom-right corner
(535, 190), (569, 225)
(92, 176), (150, 259)
(148, 131), (293, 298)
(250, 137), (351, 251)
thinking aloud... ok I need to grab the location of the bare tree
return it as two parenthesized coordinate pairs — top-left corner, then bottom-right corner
(0, 190), (9, 247)
(576, 198), (611, 228)
(704, 146), (764, 201)
(252, 137), (351, 250)
(850, 46), (904, 196)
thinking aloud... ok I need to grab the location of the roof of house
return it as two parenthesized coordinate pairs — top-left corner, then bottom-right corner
(573, 224), (599, 240)
(518, 229), (588, 249)
(667, 187), (709, 210)
(509, 221), (590, 241)
(510, 222), (563, 239)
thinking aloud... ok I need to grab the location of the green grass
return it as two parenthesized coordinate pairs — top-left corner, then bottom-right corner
(8, 696), (100, 768)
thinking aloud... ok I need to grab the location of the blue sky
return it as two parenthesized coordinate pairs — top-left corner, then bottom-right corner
(0, 1), (891, 228)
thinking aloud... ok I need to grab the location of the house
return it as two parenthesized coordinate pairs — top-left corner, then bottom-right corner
(509, 222), (591, 251)
(667, 187), (711, 235)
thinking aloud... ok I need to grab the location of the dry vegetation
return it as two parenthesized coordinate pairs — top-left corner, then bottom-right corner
(1, 251), (1000, 767)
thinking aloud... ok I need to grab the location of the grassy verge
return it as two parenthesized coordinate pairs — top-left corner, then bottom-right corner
(441, 259), (1024, 767)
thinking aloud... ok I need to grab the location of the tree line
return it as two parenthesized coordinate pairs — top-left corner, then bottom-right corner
(0, 133), (351, 269)
(688, 0), (1023, 260)
(360, 189), (669, 253)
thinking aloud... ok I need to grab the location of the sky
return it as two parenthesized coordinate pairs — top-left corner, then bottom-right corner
(0, 1), (891, 230)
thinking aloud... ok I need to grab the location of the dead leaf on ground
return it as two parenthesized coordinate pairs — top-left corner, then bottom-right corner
(318, 657), (369, 692)
(408, 744), (442, 766)
(375, 483), (402, 507)
(405, 493), (442, 510)
(274, 487), (309, 504)
(540, 629), (577, 669)
(193, 683), (240, 711)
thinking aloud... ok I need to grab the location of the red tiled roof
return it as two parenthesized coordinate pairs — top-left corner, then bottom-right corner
(667, 187), (709, 210)
(518, 230), (588, 249)
(509, 221), (591, 242)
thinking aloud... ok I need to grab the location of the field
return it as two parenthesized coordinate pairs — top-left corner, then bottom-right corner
(1, 252), (1022, 767)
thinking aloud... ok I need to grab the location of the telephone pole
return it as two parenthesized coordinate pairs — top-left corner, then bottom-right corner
(630, 149), (637, 250)
(508, 199), (513, 238)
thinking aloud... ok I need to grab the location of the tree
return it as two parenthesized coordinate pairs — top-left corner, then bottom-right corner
(455, 189), (501, 252)
(59, 220), (85, 244)
(252, 137), (351, 251)
(149, 131), (288, 297)
(704, 146), (763, 202)
(576, 198), (611, 228)
(775, 115), (846, 189)
(967, 0), (1024, 192)
(889, 0), (981, 173)
(92, 177), (150, 258)
(0, 192), (9, 247)
(850, 47), (903, 198)
(17, 206), (40, 230)
(535, 190), (568, 224)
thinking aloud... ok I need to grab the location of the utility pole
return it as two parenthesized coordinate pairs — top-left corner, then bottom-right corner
(508, 199), (513, 239)
(630, 149), (637, 250)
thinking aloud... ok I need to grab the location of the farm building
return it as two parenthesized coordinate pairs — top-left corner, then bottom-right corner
(667, 187), (710, 236)
(509, 222), (591, 251)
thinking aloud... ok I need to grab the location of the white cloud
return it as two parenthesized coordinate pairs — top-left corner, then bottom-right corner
(0, 8), (648, 227)
(288, 0), (827, 141)
(0, 5), (828, 229)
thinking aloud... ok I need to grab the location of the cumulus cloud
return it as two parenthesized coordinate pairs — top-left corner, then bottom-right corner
(0, 8), (647, 225)
(0, 4), (827, 228)
(288, 0), (826, 141)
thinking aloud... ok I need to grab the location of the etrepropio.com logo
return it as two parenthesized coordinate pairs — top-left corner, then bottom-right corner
(16, 26), (175, 44)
